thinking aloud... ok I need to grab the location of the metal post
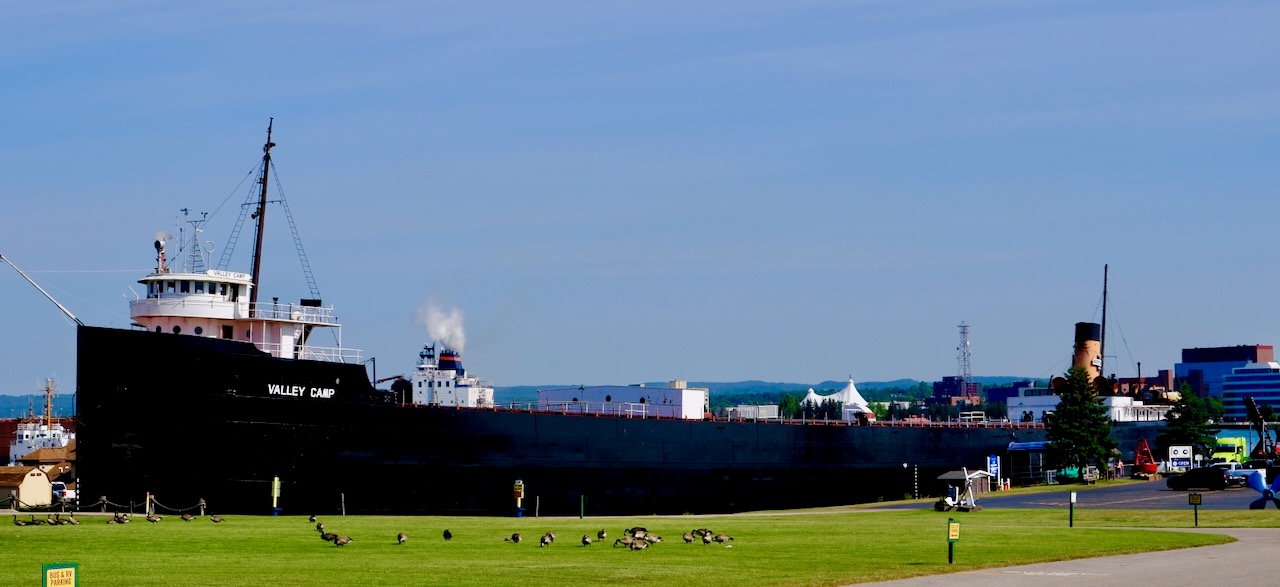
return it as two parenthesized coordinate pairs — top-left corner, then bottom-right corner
(341, 493), (346, 516)
(914, 465), (919, 500)
(580, 495), (585, 519)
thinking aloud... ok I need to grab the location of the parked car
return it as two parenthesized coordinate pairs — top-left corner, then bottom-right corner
(1166, 466), (1229, 491)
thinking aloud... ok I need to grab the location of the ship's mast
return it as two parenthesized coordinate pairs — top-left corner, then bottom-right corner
(1100, 264), (1108, 381)
(249, 118), (276, 317)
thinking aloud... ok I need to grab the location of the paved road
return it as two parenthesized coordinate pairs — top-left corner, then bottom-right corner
(867, 479), (1265, 511)
(860, 528), (1280, 587)
(858, 482), (1279, 586)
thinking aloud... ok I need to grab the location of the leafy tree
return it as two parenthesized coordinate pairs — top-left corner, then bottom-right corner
(1202, 396), (1224, 422)
(924, 403), (959, 421)
(983, 401), (1007, 421)
(1157, 383), (1219, 457)
(777, 394), (803, 419)
(1044, 367), (1116, 472)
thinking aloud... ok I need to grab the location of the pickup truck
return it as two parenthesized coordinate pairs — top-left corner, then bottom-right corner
(51, 481), (77, 503)
(1210, 462), (1262, 487)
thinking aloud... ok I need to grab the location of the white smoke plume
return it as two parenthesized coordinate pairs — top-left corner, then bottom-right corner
(417, 300), (466, 353)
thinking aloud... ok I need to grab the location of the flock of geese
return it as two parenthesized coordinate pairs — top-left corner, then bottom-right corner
(11, 511), (226, 525)
(305, 515), (736, 551)
(15, 511), (736, 552)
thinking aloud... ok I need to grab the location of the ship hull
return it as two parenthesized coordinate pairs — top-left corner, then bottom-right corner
(76, 325), (1048, 516)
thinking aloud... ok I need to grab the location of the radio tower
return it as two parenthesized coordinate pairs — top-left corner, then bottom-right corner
(957, 322), (973, 398)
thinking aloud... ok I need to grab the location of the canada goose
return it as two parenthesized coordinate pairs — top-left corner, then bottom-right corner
(46, 515), (56, 525)
(539, 533), (551, 547)
(443, 529), (452, 541)
(683, 532), (694, 543)
(320, 532), (338, 542)
(12, 515), (27, 527)
(180, 513), (196, 522)
(332, 535), (352, 546)
(625, 526), (647, 536)
(597, 529), (607, 540)
(30, 515), (43, 526)
(713, 533), (734, 543)
(309, 515), (317, 523)
(629, 539), (649, 551)
(209, 515), (224, 523)
(581, 534), (591, 546)
(397, 532), (407, 544)
(146, 514), (162, 523)
(631, 529), (648, 540)
(67, 513), (79, 525)
(613, 536), (635, 548)
(316, 522), (325, 532)
(643, 534), (662, 543)
(545, 531), (556, 543)
(505, 533), (522, 543)
(701, 533), (712, 545)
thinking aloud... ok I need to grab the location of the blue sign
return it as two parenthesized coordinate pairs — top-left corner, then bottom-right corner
(987, 455), (1000, 479)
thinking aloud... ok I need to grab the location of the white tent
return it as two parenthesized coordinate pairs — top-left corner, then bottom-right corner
(802, 377), (875, 421)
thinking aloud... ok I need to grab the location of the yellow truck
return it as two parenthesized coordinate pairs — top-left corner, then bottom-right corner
(1210, 436), (1248, 464)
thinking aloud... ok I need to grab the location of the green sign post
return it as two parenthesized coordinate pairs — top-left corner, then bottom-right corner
(947, 518), (960, 564)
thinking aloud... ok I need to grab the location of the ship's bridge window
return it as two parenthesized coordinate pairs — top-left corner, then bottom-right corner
(166, 281), (176, 293)
(147, 282), (157, 297)
(230, 285), (239, 301)
(180, 280), (190, 293)
(218, 283), (227, 296)
(194, 281), (204, 294)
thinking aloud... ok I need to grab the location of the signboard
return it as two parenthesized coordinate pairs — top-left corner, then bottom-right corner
(987, 455), (1000, 481)
(1189, 493), (1202, 506)
(947, 518), (960, 542)
(513, 479), (524, 499)
(43, 563), (78, 587)
(1170, 445), (1192, 470)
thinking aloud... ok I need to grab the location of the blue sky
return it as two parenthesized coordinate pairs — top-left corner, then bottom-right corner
(2, 1), (1277, 395)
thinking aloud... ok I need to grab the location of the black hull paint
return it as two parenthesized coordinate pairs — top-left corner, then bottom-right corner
(77, 325), (1054, 516)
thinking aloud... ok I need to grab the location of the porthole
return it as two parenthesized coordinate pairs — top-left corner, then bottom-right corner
(155, 326), (161, 333)
(194, 326), (203, 335)
(172, 325), (182, 334)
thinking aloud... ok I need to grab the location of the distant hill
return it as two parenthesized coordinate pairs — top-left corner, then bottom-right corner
(0, 394), (76, 419)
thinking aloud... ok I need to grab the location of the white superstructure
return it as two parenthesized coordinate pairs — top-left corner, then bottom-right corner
(410, 344), (494, 408)
(8, 379), (75, 465)
(128, 234), (358, 363)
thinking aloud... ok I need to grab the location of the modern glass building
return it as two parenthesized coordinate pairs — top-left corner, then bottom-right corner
(1221, 362), (1280, 421)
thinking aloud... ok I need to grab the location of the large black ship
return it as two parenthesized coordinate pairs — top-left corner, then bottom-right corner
(71, 123), (1049, 516)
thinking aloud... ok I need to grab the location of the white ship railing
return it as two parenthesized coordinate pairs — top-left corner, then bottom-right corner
(255, 342), (361, 363)
(249, 302), (339, 325)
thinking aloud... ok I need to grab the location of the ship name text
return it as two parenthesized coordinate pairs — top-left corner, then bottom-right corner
(267, 384), (336, 399)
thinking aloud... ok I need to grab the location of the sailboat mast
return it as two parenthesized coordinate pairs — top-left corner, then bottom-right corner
(249, 118), (275, 317)
(1100, 263), (1108, 381)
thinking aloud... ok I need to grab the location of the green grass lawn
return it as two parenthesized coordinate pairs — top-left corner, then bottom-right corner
(1, 508), (1266, 586)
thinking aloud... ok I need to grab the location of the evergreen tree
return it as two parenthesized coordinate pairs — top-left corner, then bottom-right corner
(1157, 383), (1219, 457)
(1043, 367), (1116, 472)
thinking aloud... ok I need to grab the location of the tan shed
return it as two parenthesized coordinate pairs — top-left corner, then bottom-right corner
(0, 466), (53, 507)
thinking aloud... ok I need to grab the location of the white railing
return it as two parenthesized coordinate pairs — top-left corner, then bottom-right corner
(249, 302), (339, 325)
(256, 342), (361, 363)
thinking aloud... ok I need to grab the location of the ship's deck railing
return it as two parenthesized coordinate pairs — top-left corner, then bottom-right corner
(255, 342), (361, 363)
(482, 402), (1047, 428)
(249, 302), (339, 325)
